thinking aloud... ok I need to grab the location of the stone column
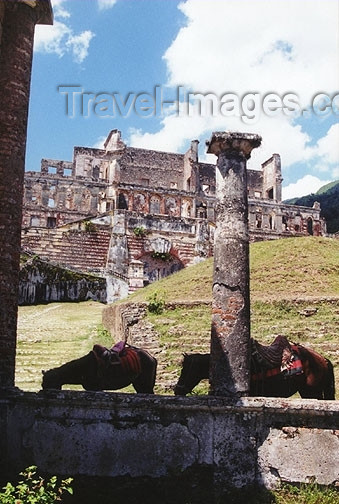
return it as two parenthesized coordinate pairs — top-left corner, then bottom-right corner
(0, 0), (52, 388)
(206, 132), (261, 396)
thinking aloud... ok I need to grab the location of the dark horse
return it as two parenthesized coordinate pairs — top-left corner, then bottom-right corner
(174, 337), (335, 399)
(42, 344), (157, 393)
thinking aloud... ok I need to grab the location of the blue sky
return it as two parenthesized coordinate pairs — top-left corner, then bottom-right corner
(28, 0), (338, 199)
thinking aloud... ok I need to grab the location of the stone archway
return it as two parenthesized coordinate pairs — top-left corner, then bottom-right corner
(139, 252), (184, 284)
(140, 237), (184, 284)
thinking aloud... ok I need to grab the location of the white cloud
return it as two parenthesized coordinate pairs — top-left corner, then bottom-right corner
(34, 0), (95, 63)
(315, 123), (339, 166)
(165, 0), (338, 100)
(51, 0), (70, 18)
(93, 136), (106, 149)
(97, 0), (117, 11)
(66, 30), (95, 64)
(34, 20), (71, 58)
(131, 0), (338, 175)
(300, 124), (339, 179)
(282, 175), (332, 200)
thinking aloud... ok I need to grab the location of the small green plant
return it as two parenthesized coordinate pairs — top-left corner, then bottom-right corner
(0, 465), (73, 503)
(96, 324), (113, 347)
(133, 226), (147, 237)
(275, 481), (339, 503)
(147, 291), (165, 314)
(83, 220), (96, 232)
(151, 251), (172, 261)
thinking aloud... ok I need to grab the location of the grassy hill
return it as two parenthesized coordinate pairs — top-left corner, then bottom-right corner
(16, 237), (339, 397)
(126, 236), (339, 303)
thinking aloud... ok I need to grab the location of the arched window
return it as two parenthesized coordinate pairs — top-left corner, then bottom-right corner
(118, 193), (128, 210)
(30, 216), (40, 227)
(150, 195), (161, 214)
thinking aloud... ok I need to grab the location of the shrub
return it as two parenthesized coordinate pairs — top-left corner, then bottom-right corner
(0, 466), (73, 504)
(83, 220), (96, 232)
(133, 226), (147, 237)
(151, 251), (172, 261)
(147, 291), (165, 314)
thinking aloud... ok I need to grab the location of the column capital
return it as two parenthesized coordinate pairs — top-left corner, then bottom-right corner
(18, 0), (53, 25)
(206, 131), (262, 159)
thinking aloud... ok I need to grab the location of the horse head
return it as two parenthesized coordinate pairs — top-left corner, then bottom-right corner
(41, 369), (62, 390)
(174, 353), (209, 396)
(174, 353), (190, 395)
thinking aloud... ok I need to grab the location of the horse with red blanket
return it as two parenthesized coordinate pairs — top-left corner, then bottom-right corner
(42, 342), (157, 394)
(174, 336), (335, 399)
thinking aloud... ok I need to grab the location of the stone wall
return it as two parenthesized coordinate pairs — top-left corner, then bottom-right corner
(102, 301), (147, 341)
(0, 390), (338, 503)
(248, 199), (324, 239)
(19, 254), (106, 304)
(21, 210), (212, 302)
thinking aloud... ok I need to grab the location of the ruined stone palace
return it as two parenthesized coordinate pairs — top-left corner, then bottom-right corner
(21, 129), (326, 300)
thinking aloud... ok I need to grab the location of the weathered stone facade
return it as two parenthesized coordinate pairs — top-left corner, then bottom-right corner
(19, 253), (106, 305)
(21, 130), (327, 300)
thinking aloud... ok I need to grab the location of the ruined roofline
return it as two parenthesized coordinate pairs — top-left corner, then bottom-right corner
(124, 145), (185, 159)
(261, 153), (281, 168)
(70, 142), (275, 176)
(71, 144), (186, 163)
(44, 128), (278, 174)
(248, 198), (321, 212)
(72, 146), (122, 160)
(103, 128), (188, 159)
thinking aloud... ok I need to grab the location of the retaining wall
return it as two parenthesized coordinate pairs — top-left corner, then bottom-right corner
(0, 389), (338, 503)
(19, 256), (106, 304)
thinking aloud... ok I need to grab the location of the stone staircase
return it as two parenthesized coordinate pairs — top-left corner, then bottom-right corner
(127, 235), (144, 259)
(103, 301), (211, 394)
(22, 227), (111, 272)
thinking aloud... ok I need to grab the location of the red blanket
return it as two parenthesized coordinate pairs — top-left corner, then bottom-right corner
(252, 345), (303, 381)
(92, 343), (141, 376)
